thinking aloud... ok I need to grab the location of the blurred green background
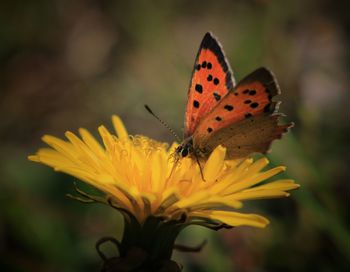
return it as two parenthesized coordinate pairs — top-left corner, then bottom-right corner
(1, 0), (350, 271)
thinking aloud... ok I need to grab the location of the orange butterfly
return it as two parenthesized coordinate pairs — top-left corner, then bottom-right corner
(175, 32), (293, 161)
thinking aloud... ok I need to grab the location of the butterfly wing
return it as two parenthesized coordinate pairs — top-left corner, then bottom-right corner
(197, 114), (292, 159)
(193, 67), (293, 159)
(184, 32), (235, 138)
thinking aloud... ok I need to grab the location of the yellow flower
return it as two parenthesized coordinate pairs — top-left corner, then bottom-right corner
(29, 115), (299, 229)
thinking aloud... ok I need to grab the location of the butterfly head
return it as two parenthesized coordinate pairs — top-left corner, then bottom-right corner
(175, 137), (194, 158)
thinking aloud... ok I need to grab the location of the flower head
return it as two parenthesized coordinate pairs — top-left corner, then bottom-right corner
(29, 115), (299, 229)
(29, 115), (299, 270)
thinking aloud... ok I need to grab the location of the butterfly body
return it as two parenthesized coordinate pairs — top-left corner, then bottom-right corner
(176, 32), (292, 161)
(175, 137), (193, 158)
(175, 136), (208, 160)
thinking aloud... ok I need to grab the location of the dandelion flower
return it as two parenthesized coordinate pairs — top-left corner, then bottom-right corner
(29, 115), (299, 271)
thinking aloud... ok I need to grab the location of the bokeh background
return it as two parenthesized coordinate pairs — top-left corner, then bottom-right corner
(1, 0), (350, 271)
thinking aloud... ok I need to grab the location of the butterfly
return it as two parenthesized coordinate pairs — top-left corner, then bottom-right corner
(175, 32), (293, 161)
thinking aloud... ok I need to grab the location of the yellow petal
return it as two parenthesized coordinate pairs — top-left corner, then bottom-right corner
(28, 155), (40, 162)
(191, 210), (269, 228)
(203, 145), (226, 181)
(79, 128), (105, 157)
(112, 115), (129, 140)
(247, 179), (300, 191)
(42, 135), (77, 161)
(233, 190), (290, 200)
(175, 191), (210, 209)
(244, 157), (269, 176)
(188, 196), (242, 211)
(226, 166), (286, 194)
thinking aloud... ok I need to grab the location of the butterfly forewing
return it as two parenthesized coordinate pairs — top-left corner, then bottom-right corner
(184, 32), (235, 137)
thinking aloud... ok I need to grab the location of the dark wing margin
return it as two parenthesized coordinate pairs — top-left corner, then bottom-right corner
(200, 32), (235, 91)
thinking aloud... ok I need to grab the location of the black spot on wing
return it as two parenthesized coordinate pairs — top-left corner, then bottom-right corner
(250, 102), (259, 109)
(213, 92), (221, 101)
(193, 100), (200, 108)
(224, 105), (234, 111)
(195, 84), (203, 93)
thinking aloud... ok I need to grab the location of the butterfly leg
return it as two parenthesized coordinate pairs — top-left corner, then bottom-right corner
(195, 155), (206, 181)
(166, 156), (180, 183)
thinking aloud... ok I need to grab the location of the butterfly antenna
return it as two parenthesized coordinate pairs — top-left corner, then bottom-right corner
(144, 105), (182, 142)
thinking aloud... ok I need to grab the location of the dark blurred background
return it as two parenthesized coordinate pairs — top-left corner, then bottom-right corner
(1, 0), (350, 271)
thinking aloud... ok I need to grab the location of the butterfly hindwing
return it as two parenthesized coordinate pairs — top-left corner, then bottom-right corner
(193, 67), (292, 158)
(197, 114), (292, 159)
(184, 32), (235, 138)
